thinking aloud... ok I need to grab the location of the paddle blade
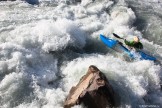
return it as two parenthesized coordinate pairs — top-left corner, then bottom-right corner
(113, 33), (124, 39)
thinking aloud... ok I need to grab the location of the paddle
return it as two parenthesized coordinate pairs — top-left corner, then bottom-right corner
(113, 33), (124, 40)
(112, 33), (126, 46)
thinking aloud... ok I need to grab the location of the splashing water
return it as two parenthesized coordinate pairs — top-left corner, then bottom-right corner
(0, 0), (162, 108)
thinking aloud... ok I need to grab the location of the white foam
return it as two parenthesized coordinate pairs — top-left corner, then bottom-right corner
(7, 19), (86, 52)
(81, 0), (92, 6)
(103, 6), (138, 38)
(0, 72), (24, 107)
(0, 43), (58, 79)
(0, 0), (162, 108)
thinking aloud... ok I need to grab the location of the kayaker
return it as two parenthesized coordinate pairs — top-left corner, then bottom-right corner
(124, 36), (143, 50)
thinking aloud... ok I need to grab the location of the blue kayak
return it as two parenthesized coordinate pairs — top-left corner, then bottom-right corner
(100, 34), (156, 61)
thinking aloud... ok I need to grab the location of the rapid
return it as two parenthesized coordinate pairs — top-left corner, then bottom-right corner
(0, 0), (162, 108)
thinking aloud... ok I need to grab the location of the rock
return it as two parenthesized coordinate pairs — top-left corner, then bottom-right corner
(0, 0), (16, 1)
(64, 65), (116, 108)
(25, 0), (39, 5)
(75, 0), (81, 2)
(0, 0), (39, 5)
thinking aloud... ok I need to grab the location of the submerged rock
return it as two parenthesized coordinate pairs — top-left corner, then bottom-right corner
(64, 65), (116, 108)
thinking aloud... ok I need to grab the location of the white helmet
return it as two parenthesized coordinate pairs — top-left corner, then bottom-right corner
(133, 36), (139, 42)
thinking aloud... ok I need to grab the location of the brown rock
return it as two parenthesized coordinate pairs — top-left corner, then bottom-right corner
(64, 65), (116, 108)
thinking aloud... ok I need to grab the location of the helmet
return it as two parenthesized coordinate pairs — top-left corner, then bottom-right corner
(133, 36), (139, 42)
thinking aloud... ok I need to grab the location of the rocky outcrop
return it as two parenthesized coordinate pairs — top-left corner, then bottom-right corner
(64, 65), (116, 108)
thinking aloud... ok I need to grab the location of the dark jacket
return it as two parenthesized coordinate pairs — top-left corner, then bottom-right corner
(124, 39), (143, 49)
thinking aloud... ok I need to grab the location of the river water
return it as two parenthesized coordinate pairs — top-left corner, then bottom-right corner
(0, 0), (162, 108)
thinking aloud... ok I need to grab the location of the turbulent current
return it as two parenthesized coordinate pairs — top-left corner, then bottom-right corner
(0, 0), (162, 108)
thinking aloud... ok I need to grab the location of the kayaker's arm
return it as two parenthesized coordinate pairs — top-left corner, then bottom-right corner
(124, 39), (134, 47)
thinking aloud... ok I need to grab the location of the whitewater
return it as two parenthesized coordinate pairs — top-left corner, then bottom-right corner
(0, 0), (162, 108)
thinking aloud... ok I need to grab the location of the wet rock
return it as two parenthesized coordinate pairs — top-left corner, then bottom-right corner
(0, 0), (39, 5)
(75, 0), (81, 2)
(25, 0), (39, 5)
(0, 0), (16, 1)
(64, 65), (116, 108)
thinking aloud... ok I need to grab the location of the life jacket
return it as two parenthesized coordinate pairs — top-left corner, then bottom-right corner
(124, 40), (143, 49)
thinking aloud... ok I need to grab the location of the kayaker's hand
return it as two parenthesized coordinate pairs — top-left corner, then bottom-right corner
(118, 41), (123, 45)
(124, 39), (127, 43)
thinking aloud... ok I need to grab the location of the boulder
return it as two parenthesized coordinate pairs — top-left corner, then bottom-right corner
(64, 65), (116, 108)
